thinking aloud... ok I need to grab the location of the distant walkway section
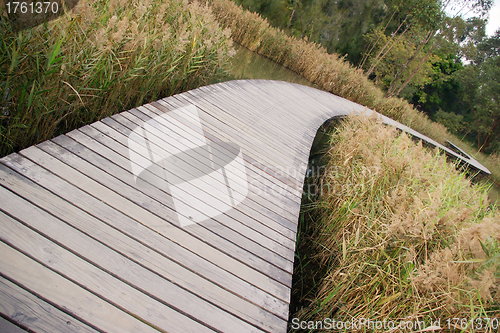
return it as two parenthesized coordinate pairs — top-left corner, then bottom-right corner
(0, 80), (489, 333)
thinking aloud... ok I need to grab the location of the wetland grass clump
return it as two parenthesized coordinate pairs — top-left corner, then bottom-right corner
(290, 115), (499, 331)
(0, 0), (234, 156)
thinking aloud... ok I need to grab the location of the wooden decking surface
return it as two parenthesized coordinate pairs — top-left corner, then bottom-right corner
(0, 80), (489, 333)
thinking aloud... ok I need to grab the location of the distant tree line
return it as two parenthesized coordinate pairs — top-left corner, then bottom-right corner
(233, 0), (500, 154)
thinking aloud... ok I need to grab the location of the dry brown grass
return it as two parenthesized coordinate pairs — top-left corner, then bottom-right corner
(291, 115), (499, 331)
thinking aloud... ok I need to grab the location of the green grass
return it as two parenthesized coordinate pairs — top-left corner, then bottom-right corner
(289, 115), (499, 332)
(0, 0), (234, 156)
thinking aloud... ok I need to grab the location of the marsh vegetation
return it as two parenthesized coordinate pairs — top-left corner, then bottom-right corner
(0, 0), (234, 155)
(291, 115), (499, 331)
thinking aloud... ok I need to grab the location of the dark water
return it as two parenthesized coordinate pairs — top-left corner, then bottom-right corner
(221, 43), (315, 87)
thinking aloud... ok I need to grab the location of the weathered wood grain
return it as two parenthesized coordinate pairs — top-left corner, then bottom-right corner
(110, 110), (296, 257)
(141, 102), (301, 228)
(0, 241), (161, 333)
(51, 133), (294, 269)
(0, 164), (288, 324)
(0, 159), (290, 312)
(123, 105), (298, 244)
(0, 197), (267, 332)
(0, 277), (97, 333)
(0, 209), (223, 332)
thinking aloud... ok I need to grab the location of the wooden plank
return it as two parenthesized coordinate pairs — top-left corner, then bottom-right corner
(114, 107), (297, 244)
(83, 122), (298, 239)
(184, 82), (313, 152)
(0, 240), (161, 333)
(0, 277), (95, 333)
(135, 102), (300, 217)
(0, 164), (288, 326)
(170, 93), (303, 181)
(234, 80), (331, 117)
(140, 102), (302, 218)
(0, 197), (261, 332)
(156, 96), (304, 200)
(119, 105), (299, 242)
(168, 91), (300, 171)
(183, 92), (310, 162)
(191, 84), (315, 158)
(231, 80), (324, 119)
(155, 97), (307, 223)
(98, 113), (298, 241)
(50, 133), (295, 270)
(66, 126), (296, 256)
(156, 96), (304, 231)
(80, 124), (298, 253)
(30, 140), (293, 283)
(190, 84), (314, 154)
(247, 82), (351, 128)
(0, 155), (291, 311)
(159, 95), (304, 196)
(0, 317), (26, 333)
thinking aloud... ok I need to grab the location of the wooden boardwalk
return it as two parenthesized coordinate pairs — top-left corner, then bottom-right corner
(0, 80), (489, 333)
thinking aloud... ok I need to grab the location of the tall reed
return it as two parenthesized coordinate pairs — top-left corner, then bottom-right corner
(291, 115), (499, 331)
(0, 0), (234, 156)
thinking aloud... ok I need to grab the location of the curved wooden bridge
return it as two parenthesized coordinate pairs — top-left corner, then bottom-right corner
(0, 80), (489, 333)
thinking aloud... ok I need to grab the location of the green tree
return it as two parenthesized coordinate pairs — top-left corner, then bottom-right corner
(455, 55), (500, 152)
(406, 17), (487, 136)
(411, 53), (465, 118)
(364, 26), (438, 98)
(363, 0), (491, 98)
(476, 29), (500, 64)
(362, 0), (443, 96)
(438, 16), (486, 61)
(327, 0), (387, 64)
(234, 0), (389, 63)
